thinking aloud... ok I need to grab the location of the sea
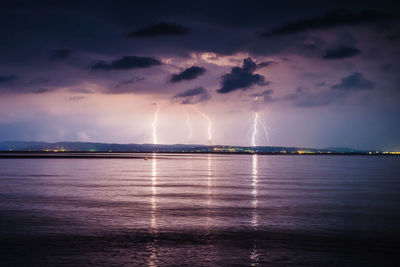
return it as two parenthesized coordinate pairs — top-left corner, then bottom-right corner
(0, 154), (399, 266)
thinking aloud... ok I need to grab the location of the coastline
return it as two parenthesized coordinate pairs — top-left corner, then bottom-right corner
(0, 151), (399, 158)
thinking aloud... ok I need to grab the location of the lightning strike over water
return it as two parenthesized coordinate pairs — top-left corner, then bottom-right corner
(152, 104), (159, 145)
(192, 105), (212, 143)
(257, 116), (269, 144)
(252, 112), (259, 147)
(251, 96), (270, 146)
(251, 112), (269, 147)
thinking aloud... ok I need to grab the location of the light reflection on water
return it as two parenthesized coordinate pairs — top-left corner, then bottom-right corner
(148, 153), (158, 267)
(250, 154), (259, 266)
(0, 154), (399, 266)
(151, 153), (158, 232)
(251, 154), (258, 229)
(206, 154), (212, 232)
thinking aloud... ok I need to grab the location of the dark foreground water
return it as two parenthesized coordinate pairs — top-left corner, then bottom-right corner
(0, 154), (399, 266)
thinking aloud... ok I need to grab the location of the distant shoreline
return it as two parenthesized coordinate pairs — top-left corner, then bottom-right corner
(2, 141), (398, 155)
(0, 151), (398, 158)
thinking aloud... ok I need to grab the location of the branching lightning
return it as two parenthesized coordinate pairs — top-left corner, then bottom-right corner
(251, 97), (270, 146)
(192, 105), (212, 143)
(258, 116), (269, 144)
(251, 112), (270, 146)
(152, 104), (159, 145)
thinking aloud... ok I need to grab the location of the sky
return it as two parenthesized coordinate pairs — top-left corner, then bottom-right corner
(0, 0), (399, 150)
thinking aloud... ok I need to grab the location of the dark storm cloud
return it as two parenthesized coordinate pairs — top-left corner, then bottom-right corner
(0, 73), (65, 94)
(173, 87), (211, 104)
(303, 43), (318, 49)
(282, 87), (343, 107)
(282, 72), (376, 107)
(217, 58), (269, 94)
(170, 66), (206, 83)
(51, 49), (72, 60)
(91, 56), (161, 71)
(0, 75), (17, 84)
(323, 46), (361, 59)
(34, 88), (49, 94)
(381, 63), (400, 73)
(128, 22), (190, 37)
(174, 87), (207, 97)
(0, 87), (49, 94)
(0, 2), (394, 98)
(115, 76), (145, 88)
(257, 61), (277, 68)
(261, 10), (393, 37)
(385, 32), (400, 41)
(332, 72), (375, 91)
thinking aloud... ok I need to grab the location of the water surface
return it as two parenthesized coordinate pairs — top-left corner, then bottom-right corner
(0, 154), (399, 266)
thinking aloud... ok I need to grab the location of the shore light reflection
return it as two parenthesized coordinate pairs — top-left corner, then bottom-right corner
(148, 153), (158, 266)
(206, 153), (213, 231)
(251, 154), (258, 227)
(250, 154), (260, 266)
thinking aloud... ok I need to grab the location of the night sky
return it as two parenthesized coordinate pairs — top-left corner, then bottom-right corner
(1, 0), (399, 150)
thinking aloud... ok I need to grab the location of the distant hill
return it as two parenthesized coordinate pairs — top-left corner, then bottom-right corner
(0, 141), (371, 154)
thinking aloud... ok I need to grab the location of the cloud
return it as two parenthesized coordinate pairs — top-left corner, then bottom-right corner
(385, 32), (400, 41)
(91, 56), (161, 71)
(173, 87), (211, 104)
(251, 89), (275, 103)
(34, 88), (48, 94)
(283, 87), (343, 107)
(217, 58), (269, 94)
(303, 43), (319, 50)
(0, 75), (17, 84)
(170, 66), (206, 82)
(115, 76), (145, 88)
(282, 72), (375, 107)
(67, 96), (85, 102)
(332, 72), (375, 91)
(261, 10), (392, 37)
(51, 49), (72, 60)
(128, 22), (190, 37)
(323, 46), (361, 59)
(381, 63), (400, 73)
(257, 61), (277, 68)
(0, 87), (48, 94)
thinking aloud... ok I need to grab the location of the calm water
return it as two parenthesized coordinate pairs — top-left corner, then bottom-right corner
(0, 154), (399, 266)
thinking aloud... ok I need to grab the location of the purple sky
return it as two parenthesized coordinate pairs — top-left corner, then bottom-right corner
(0, 1), (399, 150)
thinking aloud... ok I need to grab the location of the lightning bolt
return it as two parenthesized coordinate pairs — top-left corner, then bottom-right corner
(252, 96), (270, 146)
(252, 112), (259, 147)
(152, 104), (159, 145)
(257, 116), (269, 144)
(184, 109), (193, 140)
(192, 105), (212, 143)
(252, 112), (270, 146)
